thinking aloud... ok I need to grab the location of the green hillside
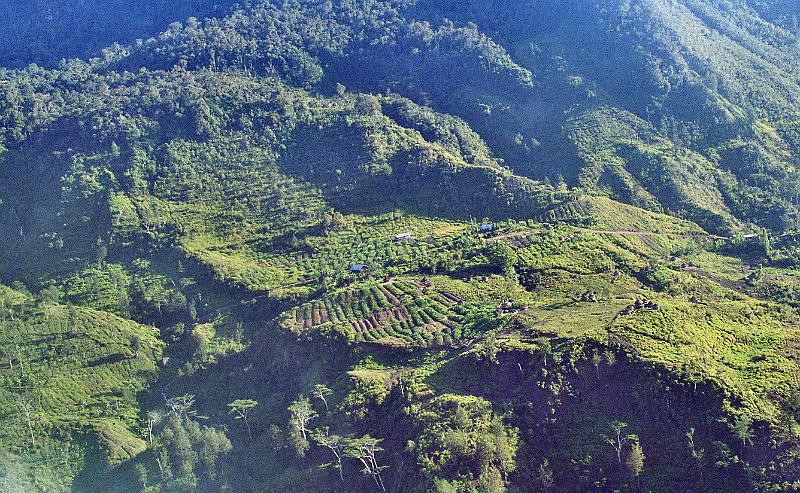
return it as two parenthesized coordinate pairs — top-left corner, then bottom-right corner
(0, 284), (162, 491)
(1, 1), (800, 492)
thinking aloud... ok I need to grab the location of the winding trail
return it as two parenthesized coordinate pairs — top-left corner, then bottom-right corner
(491, 226), (727, 241)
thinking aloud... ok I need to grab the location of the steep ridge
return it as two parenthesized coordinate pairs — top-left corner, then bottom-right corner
(0, 1), (800, 493)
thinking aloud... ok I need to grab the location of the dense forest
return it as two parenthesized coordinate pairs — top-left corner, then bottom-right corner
(1, 1), (800, 492)
(0, 0), (239, 68)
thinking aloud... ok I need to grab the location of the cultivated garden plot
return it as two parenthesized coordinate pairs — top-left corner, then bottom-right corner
(282, 278), (465, 347)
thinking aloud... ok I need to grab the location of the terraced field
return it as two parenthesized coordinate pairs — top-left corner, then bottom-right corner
(282, 278), (465, 347)
(0, 290), (163, 468)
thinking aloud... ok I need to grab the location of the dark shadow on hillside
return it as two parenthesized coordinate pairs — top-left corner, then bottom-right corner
(427, 343), (771, 492)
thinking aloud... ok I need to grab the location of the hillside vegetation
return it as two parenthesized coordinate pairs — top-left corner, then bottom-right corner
(1, 1), (800, 492)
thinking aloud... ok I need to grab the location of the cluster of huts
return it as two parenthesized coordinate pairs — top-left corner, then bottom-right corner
(575, 290), (599, 302)
(620, 298), (660, 316)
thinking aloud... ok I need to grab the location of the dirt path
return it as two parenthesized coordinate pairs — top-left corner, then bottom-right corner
(576, 227), (726, 240)
(491, 227), (726, 241)
(690, 269), (750, 296)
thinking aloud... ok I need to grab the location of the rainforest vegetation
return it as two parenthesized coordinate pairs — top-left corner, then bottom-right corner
(2, 1), (800, 492)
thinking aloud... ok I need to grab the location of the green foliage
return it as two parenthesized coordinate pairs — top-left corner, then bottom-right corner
(0, 284), (162, 486)
(415, 395), (518, 491)
(310, 427), (346, 481)
(343, 434), (387, 491)
(62, 264), (132, 315)
(626, 440), (645, 479)
(142, 415), (232, 493)
(287, 395), (318, 450)
(485, 242), (517, 277)
(2, 1), (800, 492)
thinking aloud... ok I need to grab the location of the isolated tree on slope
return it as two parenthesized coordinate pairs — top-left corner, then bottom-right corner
(345, 435), (386, 492)
(627, 439), (645, 489)
(311, 427), (346, 481)
(228, 399), (258, 440)
(288, 395), (317, 440)
(312, 384), (333, 413)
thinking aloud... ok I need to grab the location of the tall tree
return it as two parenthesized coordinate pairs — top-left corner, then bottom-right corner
(345, 435), (386, 492)
(288, 395), (317, 440)
(733, 416), (753, 446)
(606, 421), (636, 465)
(165, 393), (197, 418)
(538, 458), (554, 491)
(17, 394), (36, 446)
(146, 410), (162, 444)
(627, 440), (645, 486)
(228, 399), (258, 440)
(312, 384), (333, 413)
(311, 427), (346, 481)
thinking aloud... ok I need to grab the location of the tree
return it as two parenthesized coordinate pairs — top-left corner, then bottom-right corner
(0, 296), (16, 321)
(733, 416), (753, 446)
(320, 209), (345, 231)
(538, 458), (554, 490)
(146, 410), (162, 444)
(95, 238), (108, 266)
(188, 299), (198, 325)
(130, 334), (143, 358)
(190, 330), (209, 360)
(312, 384), (333, 413)
(165, 393), (197, 418)
(156, 415), (232, 490)
(761, 228), (772, 258)
(555, 174), (567, 192)
(288, 395), (317, 440)
(475, 466), (505, 492)
(355, 94), (381, 116)
(686, 427), (705, 468)
(606, 421), (636, 465)
(38, 285), (63, 305)
(311, 427), (346, 481)
(289, 425), (310, 458)
(626, 439), (645, 484)
(534, 337), (553, 368)
(591, 350), (602, 375)
(135, 462), (149, 489)
(485, 242), (517, 277)
(17, 394), (36, 446)
(345, 435), (386, 492)
(604, 349), (617, 367)
(228, 399), (258, 440)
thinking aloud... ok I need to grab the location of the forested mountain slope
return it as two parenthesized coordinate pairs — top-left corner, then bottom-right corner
(1, 1), (800, 492)
(5, 0), (800, 234)
(0, 0), (238, 68)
